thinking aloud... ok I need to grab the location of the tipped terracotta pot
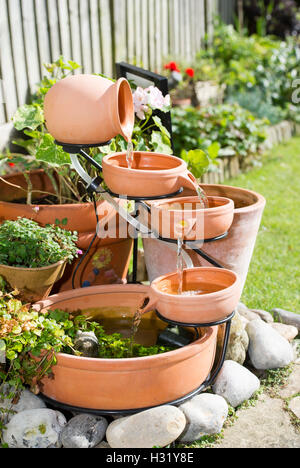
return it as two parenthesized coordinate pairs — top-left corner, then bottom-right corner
(0, 170), (133, 291)
(0, 260), (66, 303)
(143, 184), (266, 289)
(142, 267), (240, 324)
(147, 196), (234, 241)
(34, 285), (218, 411)
(102, 151), (199, 197)
(44, 75), (134, 144)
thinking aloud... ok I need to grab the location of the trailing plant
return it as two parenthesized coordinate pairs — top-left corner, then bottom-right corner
(0, 218), (79, 268)
(0, 280), (173, 440)
(172, 104), (268, 168)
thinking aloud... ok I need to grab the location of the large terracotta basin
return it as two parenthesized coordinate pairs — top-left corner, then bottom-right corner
(147, 196), (234, 241)
(143, 268), (240, 324)
(34, 285), (218, 411)
(102, 152), (199, 197)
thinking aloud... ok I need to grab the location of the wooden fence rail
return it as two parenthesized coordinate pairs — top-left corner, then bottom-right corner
(0, 0), (237, 127)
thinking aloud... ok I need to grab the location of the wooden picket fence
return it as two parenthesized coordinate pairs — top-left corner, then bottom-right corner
(0, 0), (236, 127)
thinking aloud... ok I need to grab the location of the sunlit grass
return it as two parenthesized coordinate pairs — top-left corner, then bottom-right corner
(224, 137), (300, 314)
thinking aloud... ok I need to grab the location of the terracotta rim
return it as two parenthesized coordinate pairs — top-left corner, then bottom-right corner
(152, 196), (234, 214)
(115, 78), (134, 141)
(102, 152), (187, 175)
(34, 284), (215, 364)
(0, 259), (66, 272)
(200, 184), (266, 215)
(151, 267), (239, 300)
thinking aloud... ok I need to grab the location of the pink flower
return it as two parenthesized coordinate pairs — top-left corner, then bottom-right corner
(145, 86), (170, 111)
(32, 206), (40, 213)
(133, 87), (149, 120)
(76, 249), (83, 255)
(132, 86), (171, 119)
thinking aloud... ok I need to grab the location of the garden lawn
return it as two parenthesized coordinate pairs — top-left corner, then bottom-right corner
(224, 136), (300, 314)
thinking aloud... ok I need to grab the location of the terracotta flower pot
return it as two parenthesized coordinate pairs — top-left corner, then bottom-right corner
(33, 284), (218, 411)
(143, 184), (266, 290)
(44, 75), (134, 144)
(102, 151), (199, 197)
(0, 170), (133, 291)
(142, 267), (240, 324)
(0, 260), (66, 303)
(147, 196), (234, 241)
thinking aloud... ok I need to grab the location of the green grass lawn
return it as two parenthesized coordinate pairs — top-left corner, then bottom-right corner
(224, 136), (300, 314)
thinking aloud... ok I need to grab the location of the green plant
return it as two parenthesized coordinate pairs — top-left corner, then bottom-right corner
(172, 104), (267, 167)
(0, 218), (78, 268)
(0, 281), (173, 441)
(197, 22), (300, 123)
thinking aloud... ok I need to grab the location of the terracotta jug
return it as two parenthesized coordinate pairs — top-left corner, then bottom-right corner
(44, 74), (134, 144)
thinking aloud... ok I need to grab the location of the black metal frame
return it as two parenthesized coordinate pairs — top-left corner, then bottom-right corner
(116, 62), (173, 151)
(46, 142), (234, 416)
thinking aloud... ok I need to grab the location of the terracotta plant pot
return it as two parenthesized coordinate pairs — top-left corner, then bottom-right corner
(44, 75), (134, 144)
(0, 170), (133, 291)
(143, 184), (266, 289)
(147, 196), (234, 241)
(0, 260), (66, 303)
(102, 151), (199, 197)
(142, 267), (240, 324)
(33, 284), (218, 411)
(172, 98), (192, 108)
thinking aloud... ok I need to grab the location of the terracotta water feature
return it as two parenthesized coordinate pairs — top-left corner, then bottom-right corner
(34, 72), (265, 415)
(34, 285), (218, 411)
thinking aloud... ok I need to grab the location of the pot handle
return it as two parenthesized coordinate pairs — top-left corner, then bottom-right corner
(178, 171), (199, 194)
(139, 291), (157, 316)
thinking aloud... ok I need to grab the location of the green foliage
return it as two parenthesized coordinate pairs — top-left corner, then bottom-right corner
(0, 218), (78, 268)
(197, 23), (300, 123)
(172, 104), (267, 168)
(0, 284), (173, 427)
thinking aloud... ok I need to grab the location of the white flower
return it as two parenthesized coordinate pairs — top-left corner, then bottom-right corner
(132, 87), (149, 120)
(145, 86), (171, 111)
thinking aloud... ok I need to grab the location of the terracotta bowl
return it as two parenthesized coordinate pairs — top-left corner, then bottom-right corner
(143, 267), (241, 324)
(147, 196), (234, 240)
(102, 152), (199, 197)
(34, 284), (218, 411)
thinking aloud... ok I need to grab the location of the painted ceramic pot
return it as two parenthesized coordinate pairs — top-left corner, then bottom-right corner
(142, 267), (240, 324)
(147, 196), (234, 241)
(44, 75), (134, 144)
(34, 284), (218, 411)
(102, 151), (199, 197)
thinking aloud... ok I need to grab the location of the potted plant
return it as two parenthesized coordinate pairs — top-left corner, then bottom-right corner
(0, 58), (134, 290)
(163, 61), (197, 107)
(0, 218), (78, 302)
(0, 282), (217, 417)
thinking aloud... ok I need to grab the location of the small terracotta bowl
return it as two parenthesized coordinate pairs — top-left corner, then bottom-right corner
(143, 267), (241, 324)
(102, 152), (199, 197)
(148, 196), (234, 241)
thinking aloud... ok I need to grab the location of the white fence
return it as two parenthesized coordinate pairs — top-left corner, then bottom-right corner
(0, 0), (234, 128)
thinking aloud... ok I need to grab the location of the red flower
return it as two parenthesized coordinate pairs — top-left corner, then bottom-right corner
(164, 61), (180, 73)
(185, 68), (195, 78)
(8, 162), (15, 167)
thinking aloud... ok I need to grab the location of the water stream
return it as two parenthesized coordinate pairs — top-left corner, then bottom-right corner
(126, 139), (134, 169)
